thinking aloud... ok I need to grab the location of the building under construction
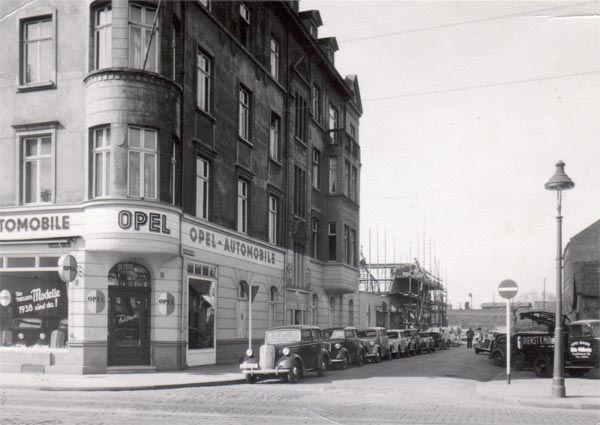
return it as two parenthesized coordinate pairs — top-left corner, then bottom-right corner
(359, 260), (447, 330)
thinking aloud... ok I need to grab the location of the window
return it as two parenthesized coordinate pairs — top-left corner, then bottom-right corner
(268, 195), (278, 245)
(348, 299), (354, 326)
(312, 294), (318, 326)
(311, 218), (319, 258)
(21, 16), (54, 85)
(328, 105), (339, 144)
(127, 126), (157, 198)
(350, 228), (357, 267)
(237, 179), (248, 233)
(328, 157), (337, 193)
(328, 223), (336, 261)
(312, 149), (320, 189)
(329, 296), (336, 327)
(350, 124), (356, 140)
(269, 37), (279, 80)
(239, 87), (250, 141)
(92, 127), (111, 198)
(269, 112), (280, 161)
(351, 166), (358, 202)
(269, 286), (277, 328)
(293, 166), (306, 217)
(309, 23), (318, 38)
(240, 2), (250, 23)
(294, 93), (308, 143)
(239, 3), (250, 47)
(196, 157), (209, 219)
(94, 6), (112, 69)
(237, 280), (248, 338)
(197, 51), (211, 112)
(22, 134), (54, 204)
(129, 4), (159, 72)
(170, 141), (177, 205)
(344, 225), (350, 264)
(188, 262), (215, 350)
(293, 246), (307, 290)
(344, 160), (351, 196)
(312, 85), (321, 122)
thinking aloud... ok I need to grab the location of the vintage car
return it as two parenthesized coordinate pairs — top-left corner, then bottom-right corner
(474, 331), (500, 355)
(422, 330), (446, 351)
(386, 329), (409, 358)
(357, 327), (391, 362)
(10, 317), (62, 347)
(404, 328), (424, 354)
(397, 329), (418, 355)
(489, 331), (556, 376)
(565, 319), (600, 377)
(418, 332), (435, 353)
(239, 325), (329, 384)
(322, 327), (366, 368)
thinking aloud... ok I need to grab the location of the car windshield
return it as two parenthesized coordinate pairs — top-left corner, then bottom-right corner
(387, 332), (398, 338)
(570, 324), (598, 338)
(358, 330), (377, 338)
(12, 318), (43, 329)
(323, 330), (345, 339)
(266, 329), (301, 344)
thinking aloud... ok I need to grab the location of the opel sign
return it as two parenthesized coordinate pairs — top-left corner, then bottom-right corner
(58, 254), (78, 283)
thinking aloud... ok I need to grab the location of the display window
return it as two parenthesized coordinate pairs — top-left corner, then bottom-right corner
(187, 262), (215, 350)
(0, 256), (68, 348)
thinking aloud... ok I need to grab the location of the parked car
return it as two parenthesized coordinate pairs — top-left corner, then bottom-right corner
(422, 330), (446, 351)
(239, 325), (329, 384)
(565, 319), (600, 377)
(358, 327), (391, 362)
(474, 331), (500, 355)
(404, 329), (425, 354)
(386, 329), (409, 358)
(418, 332), (435, 353)
(322, 327), (366, 368)
(10, 317), (62, 347)
(397, 329), (418, 355)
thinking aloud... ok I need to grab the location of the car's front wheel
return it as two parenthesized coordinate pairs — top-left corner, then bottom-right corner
(492, 350), (504, 366)
(287, 362), (300, 384)
(317, 356), (327, 377)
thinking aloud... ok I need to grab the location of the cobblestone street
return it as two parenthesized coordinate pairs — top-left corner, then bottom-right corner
(2, 347), (599, 424)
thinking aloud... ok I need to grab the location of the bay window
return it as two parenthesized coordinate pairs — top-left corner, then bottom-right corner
(128, 126), (157, 199)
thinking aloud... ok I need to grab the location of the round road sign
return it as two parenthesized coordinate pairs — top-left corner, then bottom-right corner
(498, 279), (518, 299)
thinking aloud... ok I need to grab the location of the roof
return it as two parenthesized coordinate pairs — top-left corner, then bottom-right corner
(268, 325), (320, 331)
(323, 326), (358, 331)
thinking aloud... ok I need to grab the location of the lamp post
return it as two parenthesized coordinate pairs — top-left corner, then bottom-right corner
(544, 160), (574, 398)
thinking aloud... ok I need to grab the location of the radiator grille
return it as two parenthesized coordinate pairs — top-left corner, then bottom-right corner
(259, 344), (275, 370)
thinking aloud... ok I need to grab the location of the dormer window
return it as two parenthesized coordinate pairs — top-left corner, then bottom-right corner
(240, 3), (250, 23)
(309, 23), (317, 38)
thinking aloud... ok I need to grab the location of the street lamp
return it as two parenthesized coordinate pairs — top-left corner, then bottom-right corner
(544, 160), (574, 398)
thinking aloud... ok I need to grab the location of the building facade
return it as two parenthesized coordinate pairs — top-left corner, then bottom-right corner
(0, 0), (362, 373)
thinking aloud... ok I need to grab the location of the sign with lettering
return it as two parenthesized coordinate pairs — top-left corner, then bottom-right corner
(0, 213), (79, 241)
(182, 221), (283, 269)
(569, 340), (592, 359)
(58, 254), (78, 282)
(157, 292), (175, 315)
(117, 210), (171, 234)
(86, 290), (106, 314)
(15, 287), (62, 315)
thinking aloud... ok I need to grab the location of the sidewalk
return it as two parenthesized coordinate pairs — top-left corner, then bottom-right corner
(476, 375), (600, 411)
(1, 364), (599, 411)
(0, 363), (245, 391)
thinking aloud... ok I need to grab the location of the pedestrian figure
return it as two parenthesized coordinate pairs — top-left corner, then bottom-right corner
(466, 328), (474, 348)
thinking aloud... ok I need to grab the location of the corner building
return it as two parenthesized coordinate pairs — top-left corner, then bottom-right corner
(0, 0), (362, 373)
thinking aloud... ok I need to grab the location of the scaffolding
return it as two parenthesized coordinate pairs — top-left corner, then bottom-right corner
(360, 256), (447, 330)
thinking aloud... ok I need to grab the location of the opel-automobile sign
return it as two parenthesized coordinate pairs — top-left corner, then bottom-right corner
(58, 254), (78, 282)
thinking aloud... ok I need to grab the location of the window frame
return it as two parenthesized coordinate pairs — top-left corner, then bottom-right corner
(328, 104), (339, 144)
(127, 126), (158, 199)
(268, 194), (279, 245)
(197, 50), (211, 113)
(328, 222), (336, 261)
(91, 126), (111, 199)
(18, 129), (56, 205)
(312, 149), (320, 189)
(311, 217), (319, 258)
(328, 157), (337, 193)
(269, 111), (280, 161)
(312, 84), (321, 122)
(269, 37), (280, 81)
(237, 178), (248, 234)
(294, 92), (308, 143)
(128, 4), (159, 72)
(196, 156), (210, 220)
(19, 14), (56, 89)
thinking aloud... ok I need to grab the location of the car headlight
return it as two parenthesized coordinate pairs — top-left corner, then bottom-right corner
(282, 347), (290, 356)
(335, 343), (341, 349)
(370, 341), (375, 346)
(39, 333), (46, 340)
(18, 333), (24, 340)
(246, 348), (253, 357)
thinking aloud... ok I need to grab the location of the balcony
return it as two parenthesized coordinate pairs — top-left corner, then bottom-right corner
(323, 262), (359, 294)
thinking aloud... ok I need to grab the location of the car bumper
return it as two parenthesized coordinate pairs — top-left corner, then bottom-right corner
(240, 366), (290, 376)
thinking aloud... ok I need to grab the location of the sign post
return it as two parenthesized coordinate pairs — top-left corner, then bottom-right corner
(498, 279), (519, 384)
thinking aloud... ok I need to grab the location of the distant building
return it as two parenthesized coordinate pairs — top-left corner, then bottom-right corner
(563, 220), (600, 320)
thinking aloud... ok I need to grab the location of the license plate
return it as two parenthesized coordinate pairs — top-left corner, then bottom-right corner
(240, 363), (258, 368)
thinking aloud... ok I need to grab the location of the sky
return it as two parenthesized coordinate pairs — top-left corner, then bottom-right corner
(302, 0), (600, 308)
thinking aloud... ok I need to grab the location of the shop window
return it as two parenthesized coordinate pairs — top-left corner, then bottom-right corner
(108, 263), (150, 287)
(0, 256), (68, 349)
(188, 265), (215, 350)
(129, 4), (159, 72)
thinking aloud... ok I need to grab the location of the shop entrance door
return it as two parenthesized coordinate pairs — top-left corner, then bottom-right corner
(107, 287), (151, 366)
